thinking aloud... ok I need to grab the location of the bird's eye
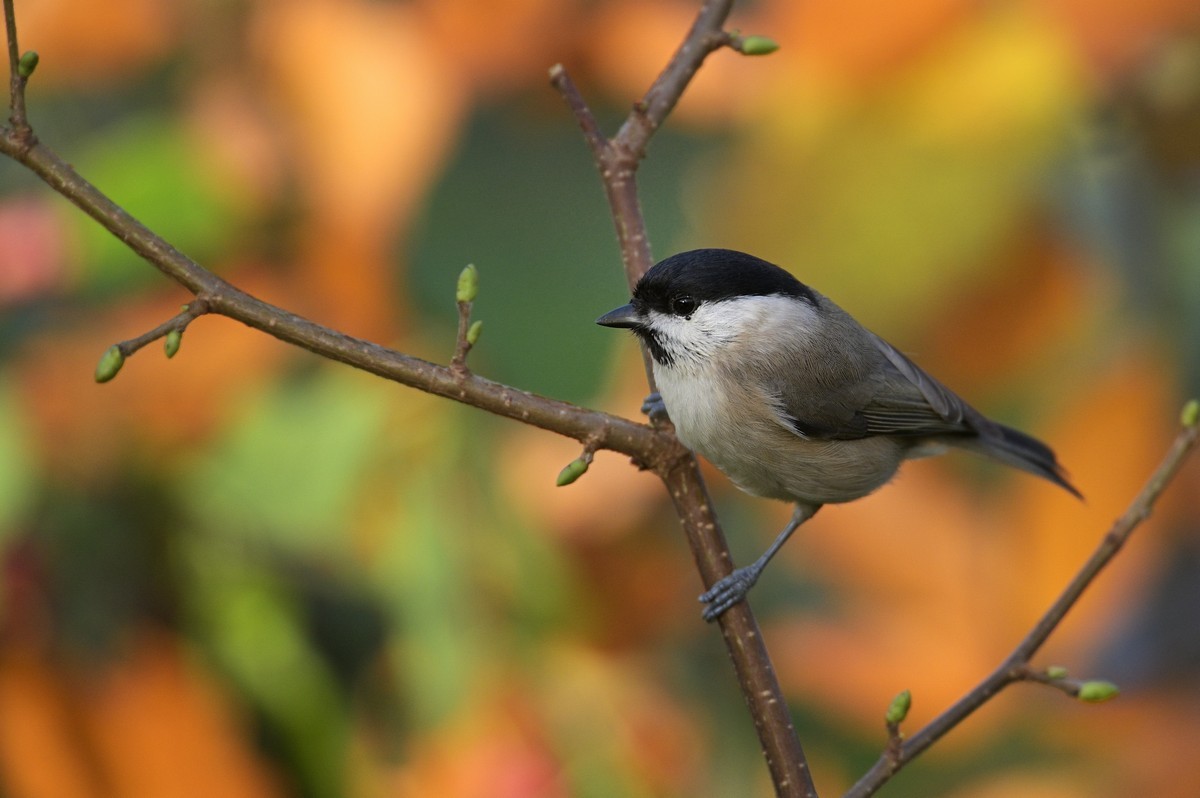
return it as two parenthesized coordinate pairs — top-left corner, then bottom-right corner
(671, 296), (698, 318)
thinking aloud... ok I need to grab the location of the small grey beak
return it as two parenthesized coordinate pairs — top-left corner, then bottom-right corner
(596, 303), (643, 329)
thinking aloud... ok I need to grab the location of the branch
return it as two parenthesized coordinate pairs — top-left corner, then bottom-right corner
(2, 0), (31, 142)
(552, 4), (817, 796)
(5, 131), (690, 478)
(846, 402), (1200, 797)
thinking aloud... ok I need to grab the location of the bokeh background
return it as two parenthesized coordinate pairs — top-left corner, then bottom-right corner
(2, 0), (1200, 796)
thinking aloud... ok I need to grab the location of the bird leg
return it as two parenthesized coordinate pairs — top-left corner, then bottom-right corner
(699, 503), (821, 621)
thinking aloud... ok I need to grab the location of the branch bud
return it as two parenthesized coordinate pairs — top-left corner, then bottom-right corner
(1045, 665), (1069, 680)
(738, 35), (780, 56)
(1181, 398), (1199, 428)
(885, 689), (912, 725)
(467, 320), (483, 346)
(556, 457), (590, 487)
(94, 345), (125, 383)
(456, 264), (479, 304)
(1076, 680), (1119, 703)
(164, 329), (183, 358)
(18, 51), (39, 79)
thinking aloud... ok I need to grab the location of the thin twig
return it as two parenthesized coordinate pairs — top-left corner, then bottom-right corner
(613, 0), (735, 156)
(884, 721), (903, 773)
(1013, 665), (1092, 700)
(113, 297), (209, 358)
(547, 64), (606, 160)
(449, 298), (474, 374)
(2, 0), (29, 139)
(846, 409), (1200, 797)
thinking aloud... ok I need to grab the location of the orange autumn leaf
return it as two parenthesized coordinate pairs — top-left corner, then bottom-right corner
(0, 631), (281, 798)
(0, 649), (99, 798)
(81, 632), (283, 798)
(1041, 0), (1200, 76)
(17, 0), (177, 86)
(386, 688), (568, 798)
(777, 0), (973, 87)
(414, 0), (574, 94)
(250, 0), (467, 337)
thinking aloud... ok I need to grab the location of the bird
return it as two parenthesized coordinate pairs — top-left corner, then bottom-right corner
(597, 248), (1080, 621)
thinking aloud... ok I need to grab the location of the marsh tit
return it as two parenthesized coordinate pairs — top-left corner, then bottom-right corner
(597, 248), (1080, 621)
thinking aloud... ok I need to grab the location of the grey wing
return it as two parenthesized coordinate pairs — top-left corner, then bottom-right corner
(765, 332), (980, 441)
(869, 333), (1081, 496)
(859, 332), (981, 437)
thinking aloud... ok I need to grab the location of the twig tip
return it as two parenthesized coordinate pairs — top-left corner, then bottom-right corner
(556, 455), (590, 487)
(164, 329), (183, 359)
(1181, 398), (1199, 429)
(17, 50), (38, 78)
(466, 319), (483, 347)
(734, 34), (780, 56)
(94, 345), (125, 383)
(1076, 680), (1120, 703)
(885, 689), (912, 725)
(456, 263), (479, 304)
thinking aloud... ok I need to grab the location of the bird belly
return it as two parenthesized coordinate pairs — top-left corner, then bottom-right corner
(654, 365), (904, 505)
(705, 430), (903, 505)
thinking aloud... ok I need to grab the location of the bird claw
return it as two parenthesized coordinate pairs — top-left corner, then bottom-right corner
(699, 565), (761, 622)
(641, 392), (669, 424)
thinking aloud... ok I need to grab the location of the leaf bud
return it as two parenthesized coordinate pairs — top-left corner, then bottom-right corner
(1077, 680), (1119, 703)
(456, 264), (478, 304)
(739, 35), (780, 56)
(885, 689), (912, 725)
(1181, 399), (1199, 428)
(17, 51), (39, 78)
(556, 457), (589, 487)
(94, 345), (125, 383)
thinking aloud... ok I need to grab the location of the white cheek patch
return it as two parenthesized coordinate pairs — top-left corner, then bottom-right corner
(647, 293), (822, 370)
(732, 294), (822, 342)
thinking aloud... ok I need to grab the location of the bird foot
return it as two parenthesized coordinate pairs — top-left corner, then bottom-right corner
(699, 565), (762, 622)
(641, 392), (670, 424)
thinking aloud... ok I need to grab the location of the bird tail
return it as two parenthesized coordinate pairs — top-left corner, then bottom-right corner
(970, 423), (1082, 499)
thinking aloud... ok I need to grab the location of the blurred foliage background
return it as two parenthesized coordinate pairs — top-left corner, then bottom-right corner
(1, 0), (1200, 796)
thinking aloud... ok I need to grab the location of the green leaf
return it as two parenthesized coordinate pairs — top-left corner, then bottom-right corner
(0, 381), (35, 546)
(180, 371), (394, 553)
(71, 115), (243, 298)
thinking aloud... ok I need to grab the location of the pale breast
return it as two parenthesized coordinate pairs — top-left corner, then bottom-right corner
(653, 359), (906, 505)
